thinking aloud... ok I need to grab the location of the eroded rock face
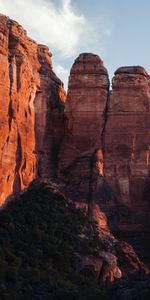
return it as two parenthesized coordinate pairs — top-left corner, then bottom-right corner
(34, 45), (66, 179)
(104, 66), (150, 235)
(58, 53), (109, 170)
(0, 13), (149, 269)
(58, 58), (150, 266)
(58, 53), (110, 230)
(0, 15), (65, 204)
(0, 14), (149, 282)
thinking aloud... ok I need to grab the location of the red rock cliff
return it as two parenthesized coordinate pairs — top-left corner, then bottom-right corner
(58, 56), (150, 261)
(0, 14), (149, 276)
(0, 15), (149, 262)
(0, 15), (65, 204)
(105, 67), (150, 210)
(58, 53), (110, 230)
(104, 66), (150, 248)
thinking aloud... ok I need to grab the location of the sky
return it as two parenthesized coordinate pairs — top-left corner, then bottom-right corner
(0, 0), (150, 89)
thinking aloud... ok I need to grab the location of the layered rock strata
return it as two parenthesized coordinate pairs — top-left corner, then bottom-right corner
(104, 67), (150, 231)
(0, 15), (65, 204)
(0, 13), (149, 280)
(58, 53), (110, 230)
(58, 57), (150, 263)
(103, 66), (150, 263)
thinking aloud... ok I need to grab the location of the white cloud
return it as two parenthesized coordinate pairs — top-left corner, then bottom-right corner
(0, 0), (111, 58)
(0, 0), (111, 87)
(0, 0), (87, 58)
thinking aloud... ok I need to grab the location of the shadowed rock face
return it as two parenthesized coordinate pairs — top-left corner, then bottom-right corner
(0, 15), (66, 204)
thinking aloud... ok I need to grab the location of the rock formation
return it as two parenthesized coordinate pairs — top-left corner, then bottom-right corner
(58, 53), (110, 230)
(0, 14), (149, 276)
(58, 56), (150, 264)
(104, 66), (150, 216)
(0, 14), (66, 204)
(103, 66), (150, 262)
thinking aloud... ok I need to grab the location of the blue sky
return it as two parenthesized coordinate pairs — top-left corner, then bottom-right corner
(0, 0), (150, 88)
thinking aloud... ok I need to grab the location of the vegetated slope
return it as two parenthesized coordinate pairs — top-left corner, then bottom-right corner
(0, 181), (108, 300)
(0, 181), (150, 300)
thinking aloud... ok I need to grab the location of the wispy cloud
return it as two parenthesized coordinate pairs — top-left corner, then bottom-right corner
(0, 0), (111, 57)
(0, 0), (86, 58)
(0, 0), (111, 87)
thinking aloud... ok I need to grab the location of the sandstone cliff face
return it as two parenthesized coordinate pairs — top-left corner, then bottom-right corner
(0, 14), (149, 282)
(58, 56), (150, 262)
(104, 66), (150, 233)
(58, 53), (110, 230)
(0, 15), (65, 204)
(103, 66), (150, 264)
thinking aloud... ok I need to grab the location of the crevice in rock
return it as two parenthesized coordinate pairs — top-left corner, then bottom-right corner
(101, 87), (110, 155)
(16, 61), (22, 92)
(6, 175), (10, 182)
(8, 56), (14, 130)
(8, 99), (13, 130)
(21, 157), (26, 173)
(24, 110), (27, 119)
(13, 131), (22, 193)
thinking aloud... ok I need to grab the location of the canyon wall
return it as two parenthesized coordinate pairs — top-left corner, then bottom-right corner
(0, 15), (149, 249)
(58, 55), (150, 247)
(58, 53), (110, 230)
(104, 67), (150, 261)
(0, 15), (65, 204)
(104, 66), (150, 233)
